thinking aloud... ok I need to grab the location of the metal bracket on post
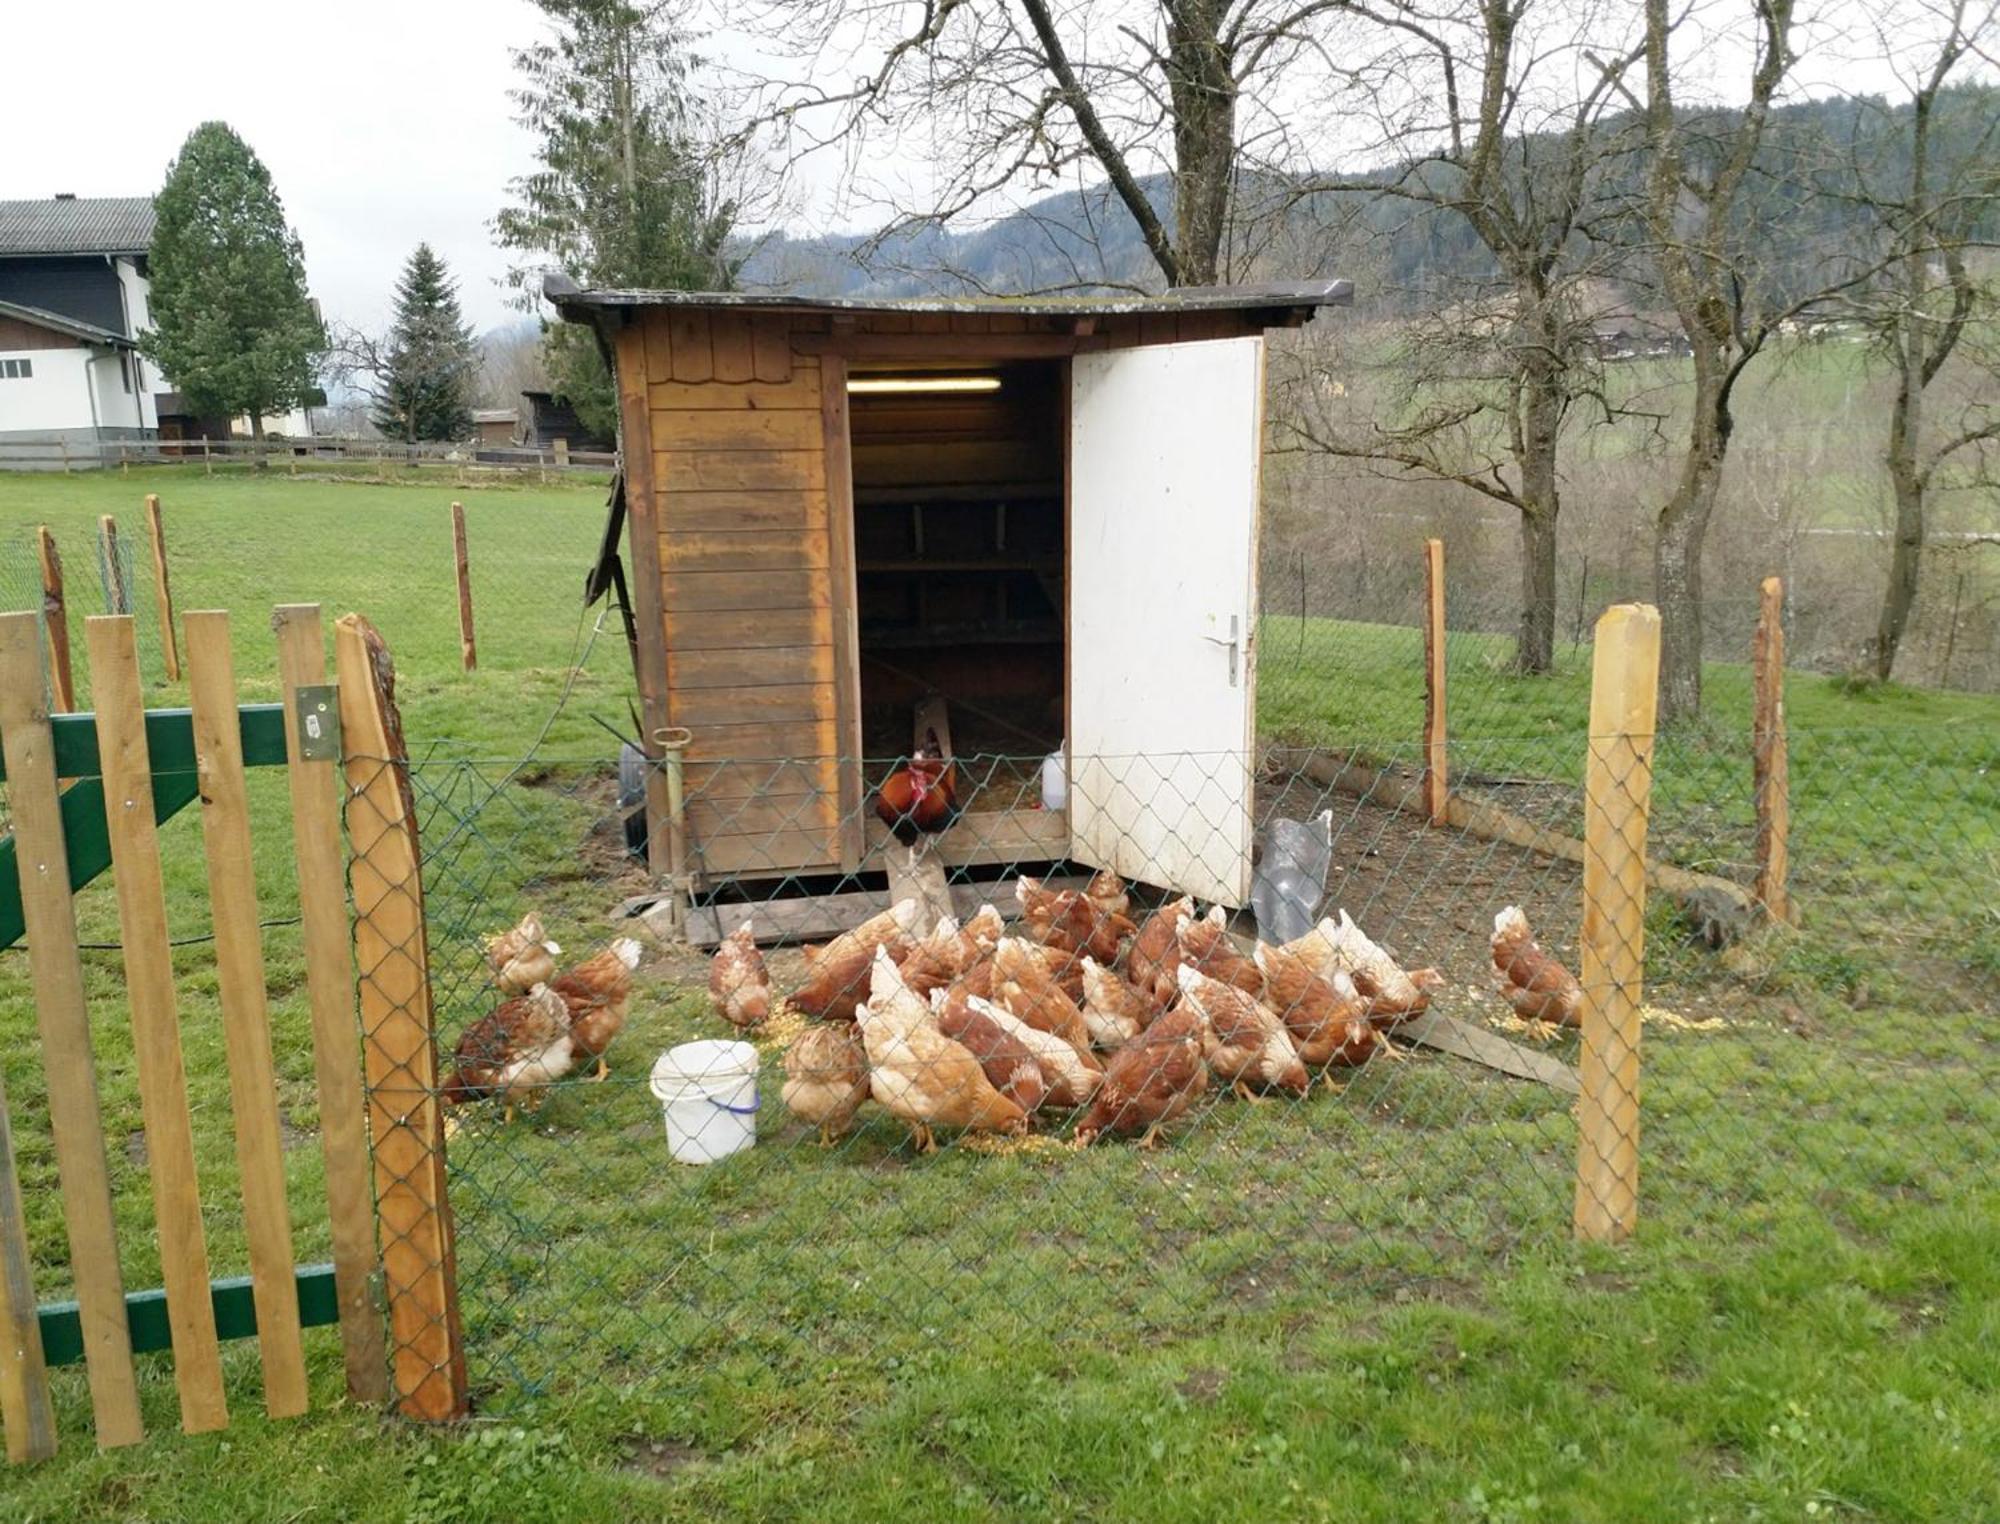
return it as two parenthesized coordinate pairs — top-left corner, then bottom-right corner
(292, 684), (340, 762)
(652, 726), (694, 934)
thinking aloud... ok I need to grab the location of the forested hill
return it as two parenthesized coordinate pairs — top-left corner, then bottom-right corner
(736, 85), (1998, 306)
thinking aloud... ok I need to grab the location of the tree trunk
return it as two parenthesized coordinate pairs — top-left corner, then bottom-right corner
(1517, 510), (1557, 675)
(1654, 460), (1720, 724)
(250, 408), (268, 471)
(1165, 0), (1235, 287)
(1874, 277), (1928, 682)
(1512, 355), (1563, 675)
(1874, 461), (1924, 682)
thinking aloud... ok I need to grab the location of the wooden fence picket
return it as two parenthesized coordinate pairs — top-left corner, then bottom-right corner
(0, 613), (143, 1449)
(84, 617), (229, 1433)
(185, 611), (310, 1418)
(0, 1070), (55, 1463)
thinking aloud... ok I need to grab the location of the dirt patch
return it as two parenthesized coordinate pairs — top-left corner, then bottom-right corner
(1256, 767), (1586, 992)
(619, 1436), (707, 1482)
(1176, 1365), (1229, 1403)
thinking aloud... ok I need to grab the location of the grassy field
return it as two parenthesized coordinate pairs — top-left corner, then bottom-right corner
(0, 468), (1995, 1522)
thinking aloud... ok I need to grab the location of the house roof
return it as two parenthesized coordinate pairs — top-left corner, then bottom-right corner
(472, 408), (517, 424)
(0, 196), (155, 257)
(0, 297), (134, 348)
(545, 275), (1353, 325)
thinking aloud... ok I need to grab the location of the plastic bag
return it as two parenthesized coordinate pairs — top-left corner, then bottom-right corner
(1253, 810), (1332, 944)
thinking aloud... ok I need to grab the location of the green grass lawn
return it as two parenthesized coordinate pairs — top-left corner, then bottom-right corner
(0, 468), (1995, 1522)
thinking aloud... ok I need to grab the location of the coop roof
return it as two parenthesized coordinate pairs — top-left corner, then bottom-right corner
(0, 297), (134, 348)
(0, 196), (155, 257)
(545, 275), (1352, 327)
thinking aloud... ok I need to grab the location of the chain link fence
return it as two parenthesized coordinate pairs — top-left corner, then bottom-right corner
(343, 659), (1994, 1419)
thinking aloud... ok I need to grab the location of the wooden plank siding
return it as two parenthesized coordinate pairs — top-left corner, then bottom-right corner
(624, 303), (1281, 881)
(644, 316), (846, 877)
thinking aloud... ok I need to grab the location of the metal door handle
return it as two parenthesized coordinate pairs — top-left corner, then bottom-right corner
(1202, 615), (1240, 686)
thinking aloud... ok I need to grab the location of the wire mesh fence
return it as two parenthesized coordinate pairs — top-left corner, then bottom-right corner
(345, 689), (1995, 1420)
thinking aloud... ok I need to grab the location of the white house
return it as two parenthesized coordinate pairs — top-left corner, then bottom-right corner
(0, 195), (171, 451)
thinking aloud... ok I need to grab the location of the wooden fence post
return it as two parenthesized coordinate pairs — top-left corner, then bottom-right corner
(336, 613), (469, 1422)
(273, 604), (391, 1405)
(35, 528), (75, 712)
(1574, 602), (1660, 1245)
(0, 613), (144, 1448)
(97, 516), (129, 616)
(185, 612), (309, 1419)
(1752, 576), (1793, 926)
(145, 494), (181, 681)
(1422, 537), (1448, 824)
(449, 502), (477, 672)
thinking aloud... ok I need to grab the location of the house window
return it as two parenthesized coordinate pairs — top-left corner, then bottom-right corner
(0, 358), (33, 380)
(120, 355), (133, 393)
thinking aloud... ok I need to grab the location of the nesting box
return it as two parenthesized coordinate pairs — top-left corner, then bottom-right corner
(552, 283), (1351, 906)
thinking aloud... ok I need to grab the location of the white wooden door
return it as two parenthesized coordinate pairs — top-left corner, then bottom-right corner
(1068, 335), (1263, 906)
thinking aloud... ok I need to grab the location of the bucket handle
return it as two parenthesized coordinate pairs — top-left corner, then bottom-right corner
(707, 1094), (761, 1115)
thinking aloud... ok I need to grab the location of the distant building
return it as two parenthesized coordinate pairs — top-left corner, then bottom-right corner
(520, 389), (612, 451)
(0, 195), (166, 446)
(472, 407), (519, 446)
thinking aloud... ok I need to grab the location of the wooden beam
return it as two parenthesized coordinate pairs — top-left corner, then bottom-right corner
(38, 1263), (343, 1369)
(1421, 538), (1448, 824)
(336, 613), (469, 1422)
(273, 604), (389, 1405)
(801, 333), (1108, 361)
(614, 319), (677, 888)
(185, 611), (308, 1419)
(449, 503), (476, 672)
(1274, 748), (1753, 915)
(1392, 1010), (1579, 1094)
(36, 527), (75, 712)
(1573, 603), (1659, 1245)
(861, 809), (1068, 872)
(1751, 576), (1793, 926)
(0, 612), (142, 1450)
(820, 349), (864, 872)
(144, 494), (181, 681)
(83, 616), (228, 1435)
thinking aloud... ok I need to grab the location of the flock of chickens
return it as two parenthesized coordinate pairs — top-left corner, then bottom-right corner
(442, 913), (644, 1121)
(704, 875), (1587, 1154)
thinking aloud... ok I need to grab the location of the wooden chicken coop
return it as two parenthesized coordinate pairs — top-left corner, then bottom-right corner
(551, 280), (1352, 913)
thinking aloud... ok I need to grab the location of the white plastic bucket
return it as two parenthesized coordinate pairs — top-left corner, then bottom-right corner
(648, 1040), (760, 1164)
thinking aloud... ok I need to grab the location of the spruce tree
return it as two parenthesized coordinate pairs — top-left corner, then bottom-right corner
(143, 122), (324, 438)
(496, 0), (739, 437)
(372, 245), (479, 441)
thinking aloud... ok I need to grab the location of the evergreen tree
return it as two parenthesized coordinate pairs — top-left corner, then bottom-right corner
(142, 122), (324, 439)
(496, 0), (738, 437)
(372, 245), (480, 441)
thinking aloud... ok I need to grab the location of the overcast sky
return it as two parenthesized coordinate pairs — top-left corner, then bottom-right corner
(7, 0), (551, 333)
(5, 0), (1959, 338)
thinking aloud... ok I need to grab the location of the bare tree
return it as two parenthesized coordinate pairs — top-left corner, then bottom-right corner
(1849, 0), (2000, 679)
(1632, 0), (1803, 721)
(478, 323), (555, 411)
(719, 0), (1367, 289)
(1280, 0), (1645, 673)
